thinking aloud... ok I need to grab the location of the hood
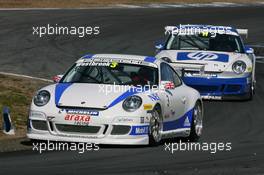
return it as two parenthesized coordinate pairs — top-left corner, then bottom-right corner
(54, 83), (144, 109)
(158, 50), (247, 72)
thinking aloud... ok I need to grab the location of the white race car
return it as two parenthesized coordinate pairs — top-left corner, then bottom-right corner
(27, 54), (203, 145)
(155, 25), (256, 100)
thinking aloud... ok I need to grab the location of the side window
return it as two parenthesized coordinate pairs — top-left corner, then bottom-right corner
(167, 66), (182, 87)
(161, 63), (182, 87)
(161, 63), (172, 81)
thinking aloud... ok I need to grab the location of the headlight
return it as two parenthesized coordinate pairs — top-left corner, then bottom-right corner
(122, 96), (142, 112)
(34, 90), (50, 106)
(232, 61), (246, 74)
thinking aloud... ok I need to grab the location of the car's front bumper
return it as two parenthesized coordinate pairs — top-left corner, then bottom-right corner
(27, 132), (149, 145)
(183, 76), (251, 100)
(27, 111), (151, 145)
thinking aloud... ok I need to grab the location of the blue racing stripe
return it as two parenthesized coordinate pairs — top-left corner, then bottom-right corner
(163, 108), (193, 131)
(144, 56), (156, 63)
(55, 83), (73, 106)
(107, 87), (148, 108)
(82, 54), (94, 59)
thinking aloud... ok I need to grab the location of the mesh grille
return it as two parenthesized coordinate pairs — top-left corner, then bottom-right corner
(31, 120), (48, 131)
(225, 85), (241, 93)
(56, 124), (100, 134)
(111, 125), (131, 135)
(192, 85), (219, 93)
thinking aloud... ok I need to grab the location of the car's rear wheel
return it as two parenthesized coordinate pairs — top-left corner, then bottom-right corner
(149, 107), (163, 146)
(188, 101), (203, 142)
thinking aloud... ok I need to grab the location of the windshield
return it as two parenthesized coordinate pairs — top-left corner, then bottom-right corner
(166, 33), (244, 53)
(61, 62), (159, 86)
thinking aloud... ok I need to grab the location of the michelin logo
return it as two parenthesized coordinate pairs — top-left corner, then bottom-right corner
(65, 109), (99, 116)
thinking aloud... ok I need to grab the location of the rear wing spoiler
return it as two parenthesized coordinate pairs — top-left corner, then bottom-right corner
(237, 29), (248, 38)
(251, 45), (264, 60)
(169, 62), (206, 77)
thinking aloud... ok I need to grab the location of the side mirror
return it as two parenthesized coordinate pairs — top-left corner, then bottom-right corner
(155, 41), (165, 51)
(52, 75), (63, 83)
(244, 45), (254, 54)
(161, 81), (175, 90)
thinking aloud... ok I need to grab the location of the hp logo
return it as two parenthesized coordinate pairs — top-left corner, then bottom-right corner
(187, 52), (218, 60)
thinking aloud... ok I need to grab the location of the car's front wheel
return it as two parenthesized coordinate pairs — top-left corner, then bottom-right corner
(149, 107), (163, 146)
(188, 101), (203, 142)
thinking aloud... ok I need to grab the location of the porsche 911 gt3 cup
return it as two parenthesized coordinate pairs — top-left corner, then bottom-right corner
(27, 54), (203, 145)
(155, 24), (256, 100)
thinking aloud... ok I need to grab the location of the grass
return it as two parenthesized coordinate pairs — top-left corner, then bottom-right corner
(0, 0), (262, 8)
(0, 74), (50, 140)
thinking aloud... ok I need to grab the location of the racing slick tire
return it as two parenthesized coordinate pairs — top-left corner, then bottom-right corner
(244, 83), (254, 101)
(188, 101), (203, 142)
(149, 106), (163, 146)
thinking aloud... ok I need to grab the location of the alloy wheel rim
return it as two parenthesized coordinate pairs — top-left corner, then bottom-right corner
(150, 110), (162, 142)
(193, 104), (203, 136)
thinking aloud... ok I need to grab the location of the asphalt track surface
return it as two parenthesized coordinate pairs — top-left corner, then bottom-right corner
(0, 6), (264, 175)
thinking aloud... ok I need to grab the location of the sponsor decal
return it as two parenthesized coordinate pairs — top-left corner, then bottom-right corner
(148, 93), (160, 101)
(143, 104), (153, 110)
(78, 58), (143, 67)
(164, 82), (175, 89)
(202, 95), (222, 100)
(110, 61), (118, 68)
(184, 72), (217, 78)
(116, 117), (134, 123)
(184, 117), (191, 127)
(140, 117), (144, 124)
(177, 52), (229, 63)
(64, 114), (90, 126)
(130, 125), (149, 135)
(188, 52), (218, 60)
(65, 109), (99, 116)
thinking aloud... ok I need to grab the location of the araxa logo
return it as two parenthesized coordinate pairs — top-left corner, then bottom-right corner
(187, 52), (218, 61)
(64, 114), (90, 122)
(64, 114), (91, 126)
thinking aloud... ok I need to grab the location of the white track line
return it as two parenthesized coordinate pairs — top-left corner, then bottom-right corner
(0, 72), (52, 82)
(115, 4), (145, 8)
